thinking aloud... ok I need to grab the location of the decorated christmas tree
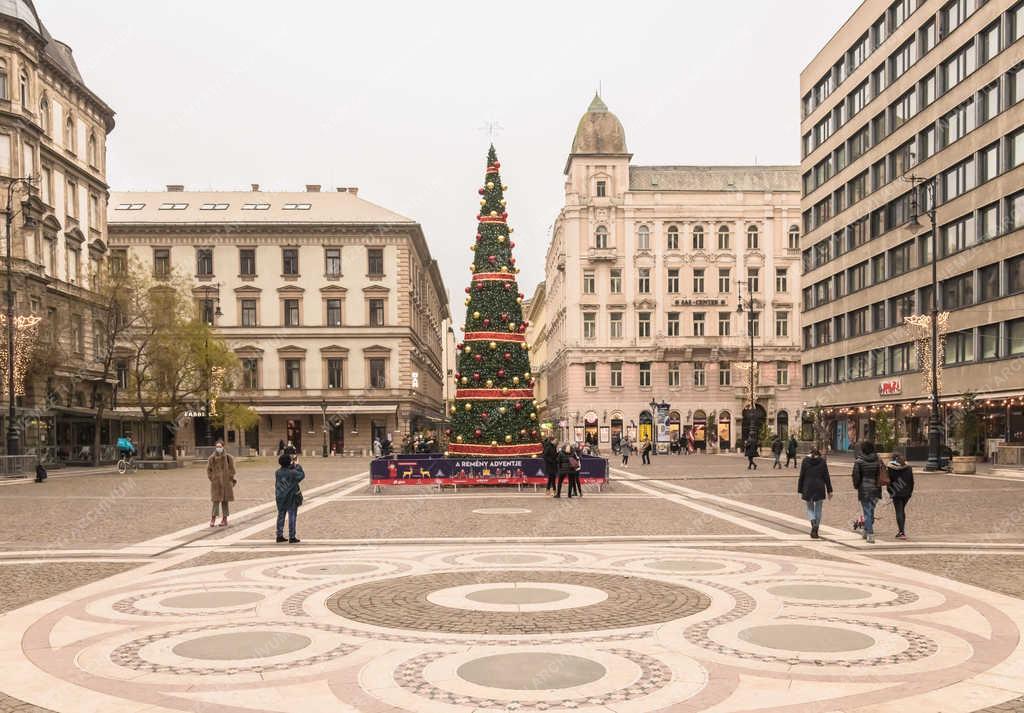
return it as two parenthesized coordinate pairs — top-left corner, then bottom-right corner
(447, 146), (542, 456)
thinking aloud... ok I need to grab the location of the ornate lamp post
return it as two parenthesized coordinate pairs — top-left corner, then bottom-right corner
(737, 279), (759, 444)
(320, 398), (328, 458)
(201, 284), (222, 448)
(5, 176), (40, 456)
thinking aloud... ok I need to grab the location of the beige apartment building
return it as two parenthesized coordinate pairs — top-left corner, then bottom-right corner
(0, 0), (118, 460)
(108, 186), (449, 455)
(528, 96), (803, 452)
(799, 0), (1024, 455)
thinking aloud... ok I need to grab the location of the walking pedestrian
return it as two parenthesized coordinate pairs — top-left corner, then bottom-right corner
(542, 436), (559, 495)
(785, 435), (798, 468)
(275, 453), (305, 543)
(886, 454), (914, 540)
(744, 438), (758, 470)
(641, 438), (652, 465)
(621, 436), (631, 467)
(554, 444), (573, 498)
(372, 436), (383, 458)
(569, 443), (583, 497)
(207, 440), (236, 527)
(283, 440), (297, 460)
(852, 440), (882, 543)
(771, 435), (783, 469)
(797, 448), (832, 538)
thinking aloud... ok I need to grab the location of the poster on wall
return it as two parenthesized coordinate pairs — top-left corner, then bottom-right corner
(600, 425), (610, 443)
(655, 403), (671, 443)
(573, 425), (585, 444)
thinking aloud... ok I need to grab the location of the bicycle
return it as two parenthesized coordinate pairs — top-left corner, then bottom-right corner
(116, 456), (138, 474)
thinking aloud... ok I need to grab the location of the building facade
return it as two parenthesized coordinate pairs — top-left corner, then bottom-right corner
(528, 96), (803, 452)
(0, 0), (118, 460)
(799, 0), (1024, 455)
(108, 186), (449, 455)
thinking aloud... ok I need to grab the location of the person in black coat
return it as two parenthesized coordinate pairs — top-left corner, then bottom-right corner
(771, 436), (784, 469)
(785, 435), (799, 468)
(852, 440), (882, 543)
(542, 437), (559, 496)
(797, 448), (832, 538)
(744, 438), (758, 470)
(554, 445), (574, 498)
(886, 454), (914, 539)
(569, 442), (583, 497)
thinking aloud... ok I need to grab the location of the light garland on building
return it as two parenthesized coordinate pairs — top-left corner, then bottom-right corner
(209, 366), (226, 416)
(740, 361), (759, 402)
(904, 312), (949, 396)
(0, 314), (43, 397)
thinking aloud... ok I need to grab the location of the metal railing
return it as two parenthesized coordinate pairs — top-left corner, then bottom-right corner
(1, 454), (39, 478)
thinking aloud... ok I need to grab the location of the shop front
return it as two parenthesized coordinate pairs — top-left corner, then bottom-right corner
(718, 411), (732, 451)
(693, 410), (708, 451)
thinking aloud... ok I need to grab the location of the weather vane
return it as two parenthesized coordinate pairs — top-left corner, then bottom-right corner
(478, 120), (504, 140)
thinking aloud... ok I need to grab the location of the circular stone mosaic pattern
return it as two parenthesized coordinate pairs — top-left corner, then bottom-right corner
(294, 564), (377, 577)
(649, 559), (728, 573)
(767, 584), (872, 601)
(739, 624), (875, 653)
(171, 631), (312, 660)
(473, 553), (547, 565)
(472, 507), (532, 515)
(456, 652), (606, 690)
(159, 591), (265, 609)
(327, 570), (711, 634)
(465, 587), (571, 605)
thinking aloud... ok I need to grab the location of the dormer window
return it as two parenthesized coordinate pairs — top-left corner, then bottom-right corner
(596, 180), (606, 197)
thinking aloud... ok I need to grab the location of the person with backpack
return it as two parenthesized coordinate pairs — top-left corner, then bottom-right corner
(886, 454), (914, 540)
(852, 440), (882, 543)
(275, 453), (305, 543)
(116, 434), (135, 464)
(542, 436), (559, 495)
(771, 435), (784, 469)
(797, 448), (832, 538)
(785, 435), (799, 468)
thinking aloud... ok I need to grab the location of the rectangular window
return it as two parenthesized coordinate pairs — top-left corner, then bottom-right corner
(325, 248), (342, 277)
(1009, 318), (1024, 356)
(241, 299), (257, 327)
(609, 312), (623, 339)
(849, 307), (868, 337)
(326, 358), (344, 388)
(667, 268), (680, 293)
(872, 254), (886, 284)
(719, 361), (732, 386)
(668, 362), (680, 388)
(282, 248), (299, 276)
(748, 312), (760, 338)
(891, 343), (912, 373)
(941, 213), (976, 256)
(872, 301), (887, 331)
(891, 242), (912, 276)
(944, 329), (974, 364)
(639, 362), (651, 387)
(1009, 254), (1024, 294)
(609, 269), (622, 293)
(584, 362), (597, 387)
(693, 268), (705, 293)
(595, 181), (606, 197)
(369, 298), (385, 327)
(284, 299), (300, 326)
(943, 156), (976, 201)
(942, 271), (974, 309)
(667, 312), (680, 337)
(979, 81), (1000, 124)
(196, 248), (213, 277)
(891, 291), (915, 325)
(638, 268), (651, 293)
(582, 270), (595, 294)
(775, 268), (787, 293)
(892, 36), (917, 80)
(979, 142), (999, 184)
(583, 312), (596, 340)
(942, 40), (976, 90)
(848, 352), (868, 380)
(666, 228), (679, 250)
(153, 248), (170, 277)
(284, 359), (302, 389)
(367, 247), (384, 276)
(638, 312), (651, 338)
(748, 268), (760, 293)
(241, 358), (259, 389)
(920, 17), (936, 53)
(693, 361), (706, 387)
(941, 99), (976, 147)
(979, 324), (1000, 360)
(776, 361), (789, 385)
(326, 298), (342, 327)
(369, 358), (387, 388)
(979, 263), (1000, 301)
(1009, 190), (1024, 231)
(718, 312), (731, 336)
(239, 248), (256, 276)
(610, 362), (623, 387)
(978, 202), (999, 242)
(775, 311), (789, 338)
(718, 268), (730, 293)
(693, 312), (705, 337)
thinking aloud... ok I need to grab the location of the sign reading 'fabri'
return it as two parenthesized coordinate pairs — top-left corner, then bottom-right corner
(878, 379), (902, 396)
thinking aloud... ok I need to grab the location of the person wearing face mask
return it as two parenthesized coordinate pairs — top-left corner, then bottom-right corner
(207, 440), (236, 527)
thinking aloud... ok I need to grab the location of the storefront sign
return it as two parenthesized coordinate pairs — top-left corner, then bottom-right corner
(878, 379), (902, 396)
(671, 297), (727, 306)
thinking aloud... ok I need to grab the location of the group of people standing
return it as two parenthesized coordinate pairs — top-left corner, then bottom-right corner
(541, 438), (584, 497)
(743, 435), (799, 470)
(618, 436), (653, 466)
(796, 441), (915, 542)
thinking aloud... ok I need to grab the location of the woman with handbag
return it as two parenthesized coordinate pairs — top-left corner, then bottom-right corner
(886, 454), (914, 540)
(275, 454), (305, 543)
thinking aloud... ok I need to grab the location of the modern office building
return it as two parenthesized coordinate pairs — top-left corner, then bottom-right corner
(528, 95), (803, 452)
(108, 186), (449, 455)
(799, 0), (1024, 455)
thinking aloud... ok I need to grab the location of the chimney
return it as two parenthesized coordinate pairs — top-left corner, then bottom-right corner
(166, 184), (184, 192)
(305, 184), (321, 193)
(251, 183), (260, 192)
(347, 187), (358, 197)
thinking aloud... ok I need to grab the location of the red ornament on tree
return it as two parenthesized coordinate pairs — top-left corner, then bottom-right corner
(514, 402), (523, 411)
(510, 241), (516, 248)
(497, 369), (506, 378)
(518, 324), (526, 333)
(501, 312), (509, 321)
(488, 255), (497, 264)
(482, 318), (491, 327)
(474, 428), (482, 438)
(481, 411), (490, 420)
(457, 343), (465, 351)
(492, 161), (500, 169)
(474, 353), (483, 362)
(475, 282), (484, 291)
(472, 372), (481, 381)
(478, 188), (485, 195)
(503, 352), (512, 361)
(464, 286), (471, 294)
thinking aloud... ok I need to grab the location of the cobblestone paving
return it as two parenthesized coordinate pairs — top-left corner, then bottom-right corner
(158, 549), (303, 571)
(0, 692), (54, 713)
(326, 570), (711, 634)
(0, 562), (139, 614)
(975, 696), (1024, 712)
(875, 553), (1024, 599)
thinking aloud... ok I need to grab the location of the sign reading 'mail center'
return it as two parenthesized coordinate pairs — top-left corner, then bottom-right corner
(878, 379), (902, 396)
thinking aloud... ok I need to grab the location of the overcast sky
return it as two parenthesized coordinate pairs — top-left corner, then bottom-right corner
(41, 0), (860, 331)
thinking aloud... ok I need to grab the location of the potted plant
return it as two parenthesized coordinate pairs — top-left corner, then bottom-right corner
(952, 393), (981, 474)
(873, 410), (897, 465)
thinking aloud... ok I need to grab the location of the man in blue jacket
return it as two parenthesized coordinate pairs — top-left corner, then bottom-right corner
(275, 454), (305, 544)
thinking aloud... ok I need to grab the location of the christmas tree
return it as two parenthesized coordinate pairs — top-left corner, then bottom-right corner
(447, 146), (542, 456)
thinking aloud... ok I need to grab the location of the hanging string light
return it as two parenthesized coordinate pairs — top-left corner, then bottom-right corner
(0, 314), (43, 397)
(904, 312), (949, 396)
(209, 365), (226, 416)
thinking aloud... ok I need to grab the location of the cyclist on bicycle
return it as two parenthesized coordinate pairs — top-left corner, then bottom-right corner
(117, 434), (135, 464)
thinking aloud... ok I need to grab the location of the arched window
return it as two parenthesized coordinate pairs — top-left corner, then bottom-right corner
(788, 224), (800, 250)
(746, 225), (759, 250)
(692, 224), (705, 250)
(0, 60), (8, 101)
(666, 225), (679, 250)
(595, 225), (608, 249)
(637, 225), (650, 251)
(64, 115), (75, 151)
(39, 97), (49, 133)
(87, 132), (97, 167)
(717, 225), (730, 250)
(18, 71), (28, 106)
(777, 410), (789, 439)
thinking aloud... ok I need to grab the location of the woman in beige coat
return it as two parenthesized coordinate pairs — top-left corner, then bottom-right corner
(207, 441), (236, 527)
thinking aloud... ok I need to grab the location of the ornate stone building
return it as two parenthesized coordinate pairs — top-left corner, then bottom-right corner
(107, 185), (449, 455)
(528, 96), (804, 452)
(0, 0), (117, 459)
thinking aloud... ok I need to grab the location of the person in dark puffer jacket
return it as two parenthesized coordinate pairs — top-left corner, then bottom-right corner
(852, 440), (882, 543)
(797, 448), (833, 539)
(886, 454), (914, 540)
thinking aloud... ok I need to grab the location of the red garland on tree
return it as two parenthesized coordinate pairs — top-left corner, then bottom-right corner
(448, 146), (542, 457)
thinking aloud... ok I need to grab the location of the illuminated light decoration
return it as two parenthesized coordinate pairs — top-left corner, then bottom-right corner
(905, 312), (950, 396)
(0, 314), (43, 397)
(208, 366), (226, 416)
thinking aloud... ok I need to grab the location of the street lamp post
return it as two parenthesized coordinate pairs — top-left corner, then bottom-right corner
(737, 280), (758, 444)
(906, 175), (943, 471)
(202, 285), (222, 448)
(320, 398), (328, 458)
(5, 176), (39, 457)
